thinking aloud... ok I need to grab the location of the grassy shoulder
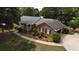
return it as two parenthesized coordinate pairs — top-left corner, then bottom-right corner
(0, 32), (66, 51)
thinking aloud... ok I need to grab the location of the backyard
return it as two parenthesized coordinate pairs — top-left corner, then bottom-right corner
(0, 32), (66, 51)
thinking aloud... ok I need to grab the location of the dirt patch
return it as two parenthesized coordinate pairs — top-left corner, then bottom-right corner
(0, 32), (13, 43)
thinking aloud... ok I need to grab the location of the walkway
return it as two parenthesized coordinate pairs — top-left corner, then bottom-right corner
(13, 32), (63, 46)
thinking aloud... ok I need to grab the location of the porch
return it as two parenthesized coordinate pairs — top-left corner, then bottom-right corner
(20, 23), (36, 32)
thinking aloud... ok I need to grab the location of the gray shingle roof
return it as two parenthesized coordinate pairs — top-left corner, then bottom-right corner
(35, 18), (53, 25)
(20, 16), (40, 25)
(20, 16), (65, 31)
(46, 20), (65, 31)
(36, 18), (65, 31)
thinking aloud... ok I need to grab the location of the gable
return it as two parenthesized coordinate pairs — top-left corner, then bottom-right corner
(37, 21), (65, 31)
(37, 23), (55, 31)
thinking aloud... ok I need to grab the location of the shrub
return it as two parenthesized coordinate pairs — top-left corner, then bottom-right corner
(68, 28), (74, 34)
(38, 35), (42, 39)
(68, 20), (76, 29)
(40, 32), (44, 36)
(17, 28), (23, 32)
(32, 28), (39, 36)
(52, 32), (61, 43)
(32, 29), (47, 39)
(62, 27), (74, 34)
(44, 35), (47, 38)
(62, 28), (69, 34)
(74, 17), (79, 26)
(69, 17), (79, 28)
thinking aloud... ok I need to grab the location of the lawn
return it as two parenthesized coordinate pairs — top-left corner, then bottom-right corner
(0, 32), (66, 51)
(34, 43), (66, 51)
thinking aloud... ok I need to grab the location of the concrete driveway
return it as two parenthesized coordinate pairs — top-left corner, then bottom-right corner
(62, 33), (79, 51)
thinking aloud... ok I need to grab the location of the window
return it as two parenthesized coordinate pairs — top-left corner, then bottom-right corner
(45, 28), (47, 33)
(42, 28), (44, 32)
(49, 30), (51, 35)
(28, 24), (30, 27)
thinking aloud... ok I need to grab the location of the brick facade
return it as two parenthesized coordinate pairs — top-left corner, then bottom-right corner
(37, 23), (55, 36)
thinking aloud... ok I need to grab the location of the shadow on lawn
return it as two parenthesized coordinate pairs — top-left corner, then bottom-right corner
(0, 41), (36, 51)
(0, 32), (36, 51)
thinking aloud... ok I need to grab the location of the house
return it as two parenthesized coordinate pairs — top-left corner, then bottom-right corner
(19, 16), (41, 32)
(19, 16), (65, 41)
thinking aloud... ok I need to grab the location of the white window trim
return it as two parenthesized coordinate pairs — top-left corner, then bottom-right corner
(47, 29), (50, 35)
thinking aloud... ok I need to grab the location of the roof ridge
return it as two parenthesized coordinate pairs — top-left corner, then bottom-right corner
(21, 16), (40, 18)
(32, 18), (41, 24)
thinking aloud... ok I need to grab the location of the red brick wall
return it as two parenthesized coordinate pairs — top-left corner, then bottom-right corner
(37, 23), (55, 36)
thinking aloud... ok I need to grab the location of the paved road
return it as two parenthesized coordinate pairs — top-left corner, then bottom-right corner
(13, 32), (62, 46)
(62, 33), (79, 51)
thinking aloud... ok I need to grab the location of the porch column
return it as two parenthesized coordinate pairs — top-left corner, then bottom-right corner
(41, 27), (42, 32)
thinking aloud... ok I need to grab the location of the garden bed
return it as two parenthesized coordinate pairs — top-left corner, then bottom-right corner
(19, 32), (53, 42)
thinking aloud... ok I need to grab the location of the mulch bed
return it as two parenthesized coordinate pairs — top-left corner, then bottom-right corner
(75, 28), (79, 33)
(19, 32), (53, 42)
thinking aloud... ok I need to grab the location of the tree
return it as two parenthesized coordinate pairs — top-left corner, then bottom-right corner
(40, 7), (59, 19)
(74, 17), (79, 25)
(40, 7), (79, 25)
(0, 7), (20, 31)
(20, 7), (39, 16)
(34, 8), (40, 16)
(72, 17), (79, 28)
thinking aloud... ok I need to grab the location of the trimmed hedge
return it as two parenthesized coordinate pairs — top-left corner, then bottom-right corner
(32, 28), (39, 36)
(62, 27), (74, 34)
(52, 32), (61, 43)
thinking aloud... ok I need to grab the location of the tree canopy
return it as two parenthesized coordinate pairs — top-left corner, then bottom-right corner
(0, 7), (79, 30)
(40, 7), (79, 25)
(0, 7), (20, 29)
(20, 7), (39, 16)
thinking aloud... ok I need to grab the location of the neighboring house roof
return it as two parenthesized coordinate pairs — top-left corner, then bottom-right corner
(20, 16), (41, 25)
(20, 16), (65, 31)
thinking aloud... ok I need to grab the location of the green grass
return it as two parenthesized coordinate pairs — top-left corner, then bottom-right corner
(0, 32), (66, 51)
(34, 43), (66, 51)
